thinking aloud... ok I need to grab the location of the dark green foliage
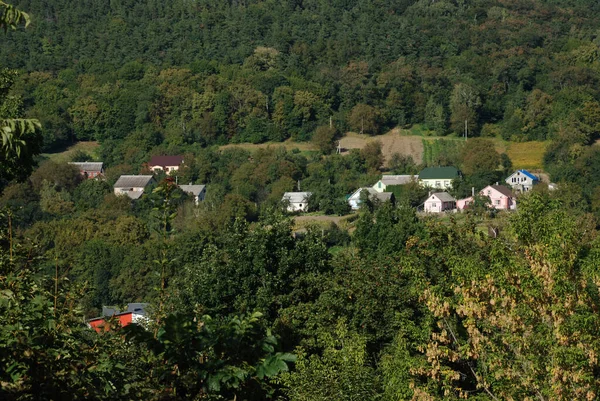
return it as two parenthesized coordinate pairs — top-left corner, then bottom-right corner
(73, 179), (110, 210)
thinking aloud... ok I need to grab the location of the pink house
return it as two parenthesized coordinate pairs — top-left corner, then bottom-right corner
(480, 185), (516, 210)
(456, 196), (473, 210)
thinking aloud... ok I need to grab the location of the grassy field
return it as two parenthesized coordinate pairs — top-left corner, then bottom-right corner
(41, 141), (100, 163)
(504, 141), (548, 171)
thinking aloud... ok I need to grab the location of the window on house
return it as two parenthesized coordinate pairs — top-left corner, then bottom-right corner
(435, 181), (441, 187)
(444, 181), (449, 186)
(487, 191), (491, 196)
(299, 204), (302, 207)
(432, 203), (436, 208)
(378, 182), (381, 188)
(495, 200), (500, 205)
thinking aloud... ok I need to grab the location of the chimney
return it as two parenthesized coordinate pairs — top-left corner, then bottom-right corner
(298, 180), (301, 191)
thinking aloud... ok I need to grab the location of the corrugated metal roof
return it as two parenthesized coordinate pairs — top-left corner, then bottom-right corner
(69, 162), (104, 172)
(373, 192), (393, 202)
(380, 175), (417, 186)
(179, 184), (206, 196)
(419, 167), (459, 180)
(430, 192), (455, 202)
(114, 175), (155, 188)
(282, 192), (312, 203)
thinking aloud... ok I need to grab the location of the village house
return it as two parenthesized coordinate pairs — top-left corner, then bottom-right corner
(347, 188), (394, 210)
(419, 166), (459, 189)
(88, 303), (149, 333)
(424, 192), (456, 213)
(282, 192), (312, 212)
(179, 184), (206, 205)
(69, 162), (104, 179)
(113, 175), (156, 200)
(480, 185), (516, 210)
(505, 169), (539, 192)
(372, 174), (418, 192)
(148, 155), (184, 173)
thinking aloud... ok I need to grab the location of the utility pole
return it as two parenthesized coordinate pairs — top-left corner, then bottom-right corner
(329, 115), (333, 129)
(464, 119), (468, 141)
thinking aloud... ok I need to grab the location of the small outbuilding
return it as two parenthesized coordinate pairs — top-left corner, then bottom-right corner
(113, 175), (156, 200)
(179, 184), (206, 205)
(424, 192), (456, 213)
(282, 192), (312, 212)
(69, 162), (104, 179)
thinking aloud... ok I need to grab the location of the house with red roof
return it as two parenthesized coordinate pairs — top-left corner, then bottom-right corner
(148, 155), (184, 173)
(88, 303), (149, 333)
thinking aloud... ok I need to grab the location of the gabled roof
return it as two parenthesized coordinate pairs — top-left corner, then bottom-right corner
(482, 185), (513, 198)
(179, 184), (206, 197)
(373, 192), (393, 202)
(419, 167), (459, 180)
(428, 192), (455, 202)
(379, 175), (417, 186)
(282, 192), (312, 203)
(149, 155), (184, 167)
(518, 169), (538, 181)
(349, 187), (377, 200)
(349, 188), (393, 202)
(114, 175), (155, 188)
(69, 162), (104, 172)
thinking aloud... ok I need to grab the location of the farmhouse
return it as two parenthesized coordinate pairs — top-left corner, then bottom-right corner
(282, 192), (312, 212)
(424, 192), (456, 213)
(179, 184), (206, 205)
(505, 169), (539, 192)
(69, 162), (104, 179)
(480, 185), (516, 210)
(372, 174), (418, 192)
(348, 188), (394, 210)
(113, 175), (156, 200)
(148, 155), (184, 173)
(419, 167), (459, 189)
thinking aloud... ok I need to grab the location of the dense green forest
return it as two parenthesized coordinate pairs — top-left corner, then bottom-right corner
(4, 0), (600, 400)
(4, 0), (600, 155)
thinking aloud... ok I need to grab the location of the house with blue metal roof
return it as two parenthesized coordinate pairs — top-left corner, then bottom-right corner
(505, 169), (539, 192)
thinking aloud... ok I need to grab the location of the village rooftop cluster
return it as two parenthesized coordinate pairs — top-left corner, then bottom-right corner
(70, 156), (542, 215)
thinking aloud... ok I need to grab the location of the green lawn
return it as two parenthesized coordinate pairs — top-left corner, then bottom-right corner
(41, 141), (100, 163)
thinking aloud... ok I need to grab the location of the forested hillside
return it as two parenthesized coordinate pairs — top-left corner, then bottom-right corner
(5, 0), (600, 158)
(4, 1), (600, 400)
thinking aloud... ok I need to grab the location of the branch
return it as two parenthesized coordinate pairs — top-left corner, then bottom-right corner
(443, 318), (500, 401)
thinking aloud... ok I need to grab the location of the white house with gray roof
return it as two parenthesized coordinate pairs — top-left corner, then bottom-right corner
(372, 174), (418, 192)
(348, 188), (394, 210)
(179, 184), (206, 205)
(113, 175), (156, 200)
(424, 192), (456, 213)
(282, 192), (312, 212)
